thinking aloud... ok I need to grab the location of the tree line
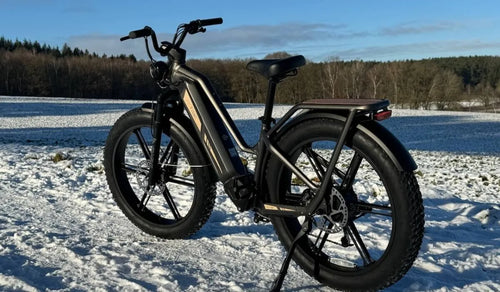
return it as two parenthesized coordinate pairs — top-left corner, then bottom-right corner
(1, 38), (499, 109)
(0, 37), (154, 99)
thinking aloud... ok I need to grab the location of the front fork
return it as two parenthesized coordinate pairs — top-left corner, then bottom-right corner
(140, 90), (184, 205)
(147, 92), (169, 187)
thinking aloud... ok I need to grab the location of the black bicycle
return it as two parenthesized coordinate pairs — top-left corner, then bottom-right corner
(104, 18), (424, 291)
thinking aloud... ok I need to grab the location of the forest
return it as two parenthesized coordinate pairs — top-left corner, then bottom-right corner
(1, 37), (499, 110)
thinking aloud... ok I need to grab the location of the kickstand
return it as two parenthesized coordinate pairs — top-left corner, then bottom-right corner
(270, 218), (313, 292)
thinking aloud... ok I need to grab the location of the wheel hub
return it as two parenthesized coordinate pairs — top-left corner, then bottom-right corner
(135, 160), (151, 191)
(318, 188), (348, 233)
(136, 160), (164, 195)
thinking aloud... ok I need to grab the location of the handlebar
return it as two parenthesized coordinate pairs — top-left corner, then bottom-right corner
(120, 17), (223, 58)
(120, 26), (152, 41)
(195, 17), (223, 27)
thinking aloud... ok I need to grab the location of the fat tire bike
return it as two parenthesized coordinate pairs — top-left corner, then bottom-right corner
(104, 18), (425, 291)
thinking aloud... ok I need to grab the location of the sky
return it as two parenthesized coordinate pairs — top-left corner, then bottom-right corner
(1, 0), (499, 62)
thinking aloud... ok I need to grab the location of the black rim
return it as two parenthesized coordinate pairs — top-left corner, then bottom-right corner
(115, 125), (197, 224)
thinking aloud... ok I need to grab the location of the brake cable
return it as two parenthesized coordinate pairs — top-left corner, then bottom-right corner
(144, 37), (155, 62)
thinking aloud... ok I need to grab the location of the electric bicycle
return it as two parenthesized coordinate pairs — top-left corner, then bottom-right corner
(104, 18), (425, 291)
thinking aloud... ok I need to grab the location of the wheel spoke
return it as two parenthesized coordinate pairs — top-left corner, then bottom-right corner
(159, 140), (175, 165)
(305, 146), (347, 181)
(304, 146), (326, 179)
(122, 163), (139, 173)
(163, 188), (182, 220)
(347, 222), (374, 266)
(139, 190), (151, 211)
(340, 152), (363, 191)
(356, 202), (392, 217)
(133, 129), (151, 160)
(167, 175), (195, 188)
(316, 221), (333, 251)
(121, 163), (149, 174)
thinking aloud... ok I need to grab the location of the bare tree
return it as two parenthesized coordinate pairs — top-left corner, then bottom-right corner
(345, 61), (366, 99)
(387, 62), (402, 106)
(367, 63), (384, 99)
(323, 57), (340, 98)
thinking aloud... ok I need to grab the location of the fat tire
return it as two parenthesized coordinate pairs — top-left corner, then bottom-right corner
(266, 118), (424, 291)
(104, 108), (216, 239)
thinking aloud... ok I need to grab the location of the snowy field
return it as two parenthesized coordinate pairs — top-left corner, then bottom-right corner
(0, 96), (498, 291)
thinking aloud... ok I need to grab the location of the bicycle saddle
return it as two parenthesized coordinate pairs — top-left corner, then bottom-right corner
(246, 55), (306, 79)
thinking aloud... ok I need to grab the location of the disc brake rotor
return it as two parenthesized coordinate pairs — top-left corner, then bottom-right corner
(136, 160), (164, 195)
(318, 188), (348, 233)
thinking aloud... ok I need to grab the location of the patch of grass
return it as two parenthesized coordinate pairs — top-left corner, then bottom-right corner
(86, 164), (104, 173)
(292, 177), (305, 186)
(291, 176), (320, 186)
(182, 168), (192, 177)
(240, 157), (248, 166)
(52, 152), (70, 163)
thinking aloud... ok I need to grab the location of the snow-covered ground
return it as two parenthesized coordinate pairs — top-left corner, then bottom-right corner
(0, 96), (498, 291)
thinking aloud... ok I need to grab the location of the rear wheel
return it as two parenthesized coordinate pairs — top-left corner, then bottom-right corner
(104, 108), (215, 239)
(266, 118), (424, 291)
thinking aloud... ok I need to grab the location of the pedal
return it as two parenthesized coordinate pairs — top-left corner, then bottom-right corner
(253, 212), (270, 223)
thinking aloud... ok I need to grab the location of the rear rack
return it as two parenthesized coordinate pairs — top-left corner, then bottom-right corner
(298, 98), (389, 111)
(271, 99), (390, 135)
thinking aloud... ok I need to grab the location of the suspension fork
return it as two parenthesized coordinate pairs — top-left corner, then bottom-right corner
(147, 92), (169, 187)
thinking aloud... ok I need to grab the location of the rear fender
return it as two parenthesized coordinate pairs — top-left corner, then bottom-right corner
(273, 110), (417, 171)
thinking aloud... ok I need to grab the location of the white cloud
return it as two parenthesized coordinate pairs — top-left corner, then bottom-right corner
(322, 40), (500, 61)
(67, 22), (350, 60)
(380, 21), (465, 36)
(66, 21), (500, 62)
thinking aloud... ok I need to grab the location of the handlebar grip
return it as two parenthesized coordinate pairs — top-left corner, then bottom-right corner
(128, 26), (152, 39)
(120, 36), (130, 41)
(198, 17), (223, 26)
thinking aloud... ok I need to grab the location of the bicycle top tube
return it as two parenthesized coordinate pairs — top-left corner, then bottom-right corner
(174, 64), (256, 154)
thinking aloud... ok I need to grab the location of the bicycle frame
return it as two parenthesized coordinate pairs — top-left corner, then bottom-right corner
(122, 18), (398, 218)
(114, 20), (424, 291)
(166, 52), (393, 217)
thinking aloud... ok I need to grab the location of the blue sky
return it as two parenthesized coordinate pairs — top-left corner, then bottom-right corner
(1, 0), (499, 61)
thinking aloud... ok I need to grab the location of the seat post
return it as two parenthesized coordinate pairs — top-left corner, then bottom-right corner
(261, 78), (278, 131)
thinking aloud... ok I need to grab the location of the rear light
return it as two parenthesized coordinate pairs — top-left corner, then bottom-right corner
(373, 110), (392, 121)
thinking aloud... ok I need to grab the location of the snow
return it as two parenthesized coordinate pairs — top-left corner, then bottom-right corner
(0, 96), (499, 291)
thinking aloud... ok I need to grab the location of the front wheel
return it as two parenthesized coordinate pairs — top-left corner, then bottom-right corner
(266, 118), (424, 291)
(104, 108), (216, 239)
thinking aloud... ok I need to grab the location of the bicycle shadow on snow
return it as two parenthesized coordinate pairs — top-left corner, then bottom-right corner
(197, 196), (499, 291)
(0, 246), (65, 290)
(0, 126), (113, 147)
(0, 101), (142, 118)
(389, 196), (499, 291)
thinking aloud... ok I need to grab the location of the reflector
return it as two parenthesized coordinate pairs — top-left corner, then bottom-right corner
(374, 110), (392, 121)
